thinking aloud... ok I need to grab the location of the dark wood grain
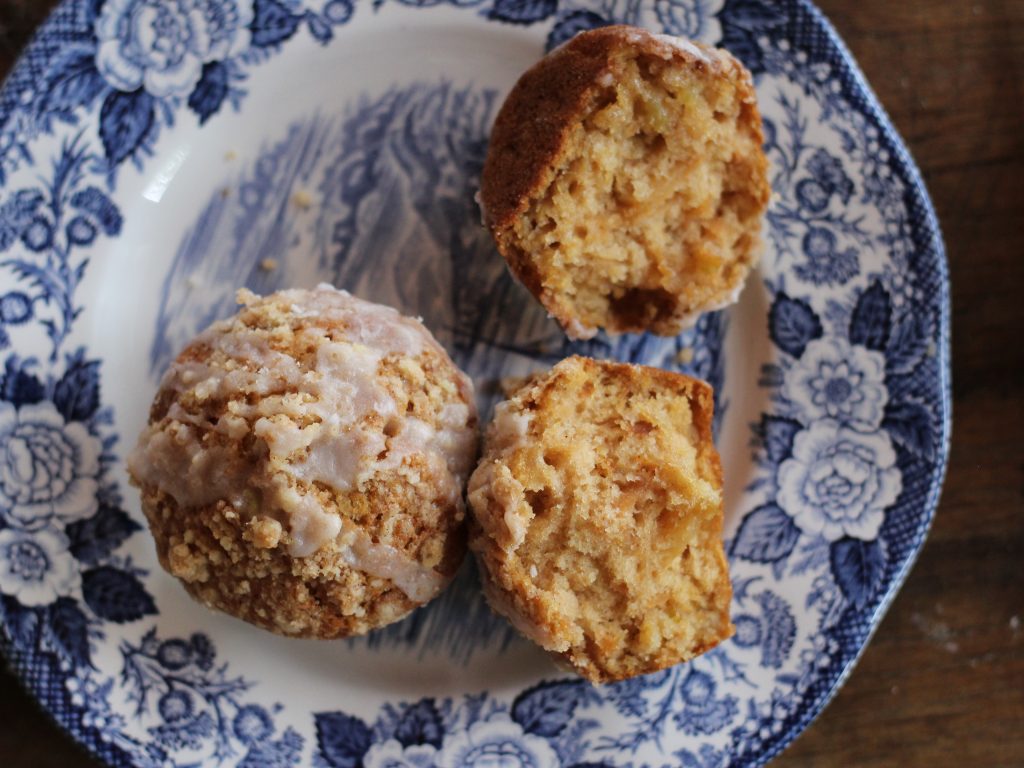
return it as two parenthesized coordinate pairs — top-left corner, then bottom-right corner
(1, 1), (1021, 766)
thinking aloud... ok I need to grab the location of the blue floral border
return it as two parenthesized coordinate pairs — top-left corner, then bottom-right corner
(738, 3), (951, 764)
(0, 1), (950, 766)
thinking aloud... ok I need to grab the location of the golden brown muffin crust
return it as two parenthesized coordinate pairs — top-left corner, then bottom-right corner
(129, 287), (478, 639)
(481, 26), (770, 338)
(468, 356), (733, 682)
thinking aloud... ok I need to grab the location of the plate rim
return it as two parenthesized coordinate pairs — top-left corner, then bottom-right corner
(747, 3), (951, 764)
(0, 1), (952, 766)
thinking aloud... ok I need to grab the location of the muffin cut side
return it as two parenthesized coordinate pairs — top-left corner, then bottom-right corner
(468, 356), (733, 682)
(483, 28), (769, 338)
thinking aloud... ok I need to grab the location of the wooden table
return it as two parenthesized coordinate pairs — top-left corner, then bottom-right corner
(1, 1), (1021, 766)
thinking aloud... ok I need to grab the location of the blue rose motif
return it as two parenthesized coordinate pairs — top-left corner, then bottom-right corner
(784, 337), (887, 430)
(0, 527), (81, 606)
(654, 0), (725, 41)
(150, 709), (215, 750)
(95, 0), (255, 99)
(70, 187), (124, 238)
(364, 738), (437, 768)
(778, 420), (901, 542)
(795, 178), (829, 212)
(435, 716), (558, 768)
(754, 591), (796, 669)
(82, 704), (129, 744)
(547, 10), (610, 50)
(66, 216), (98, 247)
(0, 402), (101, 530)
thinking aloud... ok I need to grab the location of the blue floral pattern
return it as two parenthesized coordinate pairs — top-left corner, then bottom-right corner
(316, 683), (600, 768)
(434, 716), (560, 766)
(0, 138), (121, 357)
(0, 526), (81, 606)
(0, 347), (156, 646)
(0, 0), (358, 178)
(95, 0), (256, 98)
(778, 419), (901, 541)
(363, 739), (439, 768)
(116, 629), (303, 765)
(0, 401), (100, 529)
(784, 337), (887, 429)
(0, 0), (949, 766)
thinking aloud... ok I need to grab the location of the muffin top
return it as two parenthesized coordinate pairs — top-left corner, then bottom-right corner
(129, 285), (477, 606)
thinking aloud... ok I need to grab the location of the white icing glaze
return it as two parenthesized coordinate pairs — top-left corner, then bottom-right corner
(170, 330), (305, 402)
(377, 418), (436, 472)
(488, 401), (532, 452)
(277, 486), (343, 558)
(130, 285), (478, 603)
(436, 403), (478, 478)
(272, 488), (447, 600)
(339, 522), (447, 603)
(561, 316), (598, 341)
(127, 422), (253, 509)
(289, 428), (388, 491)
(469, 402), (535, 551)
(279, 284), (427, 357)
(283, 340), (396, 491)
(253, 417), (319, 456)
(374, 411), (477, 506)
(651, 33), (716, 64)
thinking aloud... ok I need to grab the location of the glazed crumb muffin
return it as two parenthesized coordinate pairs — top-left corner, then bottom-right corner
(467, 356), (733, 682)
(480, 25), (770, 339)
(128, 285), (478, 638)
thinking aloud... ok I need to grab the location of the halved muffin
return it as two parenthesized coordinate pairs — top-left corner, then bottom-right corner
(481, 26), (770, 339)
(467, 356), (733, 682)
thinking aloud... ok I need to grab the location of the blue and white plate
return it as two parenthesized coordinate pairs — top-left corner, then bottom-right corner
(0, 1), (950, 766)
